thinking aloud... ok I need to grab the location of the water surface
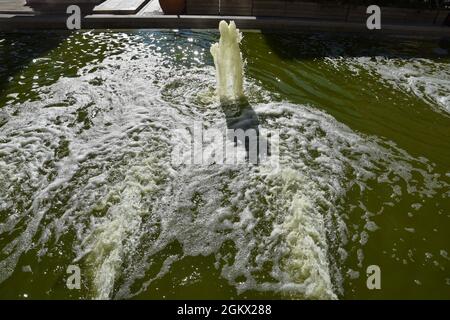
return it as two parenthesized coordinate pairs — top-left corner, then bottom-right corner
(0, 30), (449, 299)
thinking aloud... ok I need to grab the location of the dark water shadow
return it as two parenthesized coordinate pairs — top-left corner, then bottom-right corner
(0, 2), (101, 97)
(261, 32), (450, 61)
(220, 98), (270, 164)
(0, 31), (69, 97)
(221, 98), (259, 131)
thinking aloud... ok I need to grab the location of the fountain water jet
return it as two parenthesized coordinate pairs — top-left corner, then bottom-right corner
(210, 21), (245, 101)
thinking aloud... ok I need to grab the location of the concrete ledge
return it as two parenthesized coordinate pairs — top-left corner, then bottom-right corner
(0, 14), (449, 38)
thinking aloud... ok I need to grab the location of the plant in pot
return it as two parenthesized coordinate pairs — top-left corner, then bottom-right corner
(159, 0), (186, 15)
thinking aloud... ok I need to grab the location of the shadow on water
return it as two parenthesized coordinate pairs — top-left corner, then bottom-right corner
(221, 98), (259, 131)
(0, 31), (69, 96)
(260, 32), (450, 60)
(220, 98), (270, 164)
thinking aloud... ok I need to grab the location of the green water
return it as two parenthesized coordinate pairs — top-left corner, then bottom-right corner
(0, 30), (449, 300)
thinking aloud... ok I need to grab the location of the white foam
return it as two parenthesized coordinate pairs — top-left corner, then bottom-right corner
(81, 157), (168, 299)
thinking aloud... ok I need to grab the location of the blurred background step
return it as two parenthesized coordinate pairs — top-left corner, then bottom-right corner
(1, 0), (103, 14)
(139, 0), (162, 16)
(0, 0), (34, 14)
(94, 0), (150, 14)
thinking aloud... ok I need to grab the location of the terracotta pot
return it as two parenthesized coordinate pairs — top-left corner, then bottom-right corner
(159, 0), (186, 15)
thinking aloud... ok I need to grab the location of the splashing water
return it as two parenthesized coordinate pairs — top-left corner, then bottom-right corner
(0, 31), (449, 300)
(210, 21), (245, 101)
